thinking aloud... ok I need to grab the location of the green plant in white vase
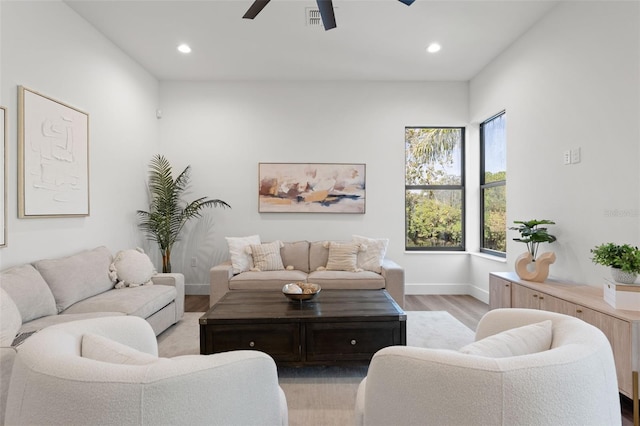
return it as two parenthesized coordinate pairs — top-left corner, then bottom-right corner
(137, 154), (231, 273)
(590, 243), (640, 284)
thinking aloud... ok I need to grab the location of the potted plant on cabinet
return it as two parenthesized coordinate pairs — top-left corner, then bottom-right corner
(590, 243), (640, 284)
(509, 219), (557, 282)
(137, 154), (231, 273)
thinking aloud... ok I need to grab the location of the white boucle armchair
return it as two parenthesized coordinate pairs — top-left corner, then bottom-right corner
(355, 308), (621, 426)
(5, 316), (288, 426)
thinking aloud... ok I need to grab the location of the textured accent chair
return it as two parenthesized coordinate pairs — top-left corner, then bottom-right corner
(355, 308), (621, 426)
(5, 316), (288, 426)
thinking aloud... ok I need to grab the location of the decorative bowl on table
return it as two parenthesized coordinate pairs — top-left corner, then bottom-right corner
(282, 282), (321, 301)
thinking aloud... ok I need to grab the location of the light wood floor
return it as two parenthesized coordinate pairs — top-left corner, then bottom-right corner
(184, 294), (634, 425)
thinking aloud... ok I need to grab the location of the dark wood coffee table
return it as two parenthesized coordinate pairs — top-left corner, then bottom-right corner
(199, 289), (406, 366)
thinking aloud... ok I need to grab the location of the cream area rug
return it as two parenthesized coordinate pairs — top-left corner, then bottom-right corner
(157, 311), (475, 426)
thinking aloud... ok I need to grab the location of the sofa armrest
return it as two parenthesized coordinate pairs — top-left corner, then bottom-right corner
(210, 261), (234, 307)
(151, 273), (185, 320)
(381, 258), (405, 308)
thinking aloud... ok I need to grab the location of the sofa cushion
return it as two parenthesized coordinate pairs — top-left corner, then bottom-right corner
(229, 270), (308, 290)
(325, 241), (362, 272)
(226, 235), (261, 274)
(309, 241), (330, 272)
(352, 235), (389, 273)
(459, 320), (553, 358)
(62, 285), (177, 320)
(281, 241), (310, 273)
(82, 333), (157, 365)
(18, 312), (126, 335)
(0, 264), (57, 322)
(0, 289), (22, 346)
(34, 246), (114, 313)
(250, 241), (285, 271)
(308, 270), (385, 289)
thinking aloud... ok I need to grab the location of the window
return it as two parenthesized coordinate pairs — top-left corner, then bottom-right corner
(480, 112), (506, 256)
(405, 127), (465, 251)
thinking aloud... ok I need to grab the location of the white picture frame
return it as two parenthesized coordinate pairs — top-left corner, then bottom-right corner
(0, 106), (7, 247)
(18, 86), (90, 218)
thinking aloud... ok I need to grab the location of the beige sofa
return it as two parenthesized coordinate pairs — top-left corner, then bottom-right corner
(0, 246), (185, 424)
(210, 240), (404, 308)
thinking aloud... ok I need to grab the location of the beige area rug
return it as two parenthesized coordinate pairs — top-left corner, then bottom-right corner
(157, 311), (475, 426)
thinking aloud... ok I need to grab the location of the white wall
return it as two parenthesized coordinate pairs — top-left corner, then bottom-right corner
(469, 1), (640, 289)
(159, 81), (471, 293)
(0, 1), (159, 268)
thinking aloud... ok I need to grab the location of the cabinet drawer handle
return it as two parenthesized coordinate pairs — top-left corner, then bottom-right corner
(533, 294), (538, 298)
(539, 296), (544, 300)
(350, 339), (357, 346)
(249, 341), (255, 348)
(505, 284), (510, 287)
(576, 309), (583, 314)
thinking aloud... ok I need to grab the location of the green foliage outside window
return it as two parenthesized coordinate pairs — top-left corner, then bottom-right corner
(405, 127), (464, 250)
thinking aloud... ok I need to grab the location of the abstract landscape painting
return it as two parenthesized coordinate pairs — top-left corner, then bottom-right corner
(259, 163), (365, 213)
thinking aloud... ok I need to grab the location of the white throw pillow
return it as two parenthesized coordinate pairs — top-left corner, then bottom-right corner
(249, 241), (285, 271)
(82, 333), (157, 365)
(0, 288), (22, 347)
(109, 248), (156, 289)
(226, 235), (261, 274)
(352, 235), (389, 273)
(325, 241), (362, 272)
(459, 320), (553, 358)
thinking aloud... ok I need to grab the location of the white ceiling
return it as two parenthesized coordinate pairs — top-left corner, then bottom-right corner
(64, 0), (558, 81)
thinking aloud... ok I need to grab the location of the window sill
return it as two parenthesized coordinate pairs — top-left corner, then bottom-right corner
(470, 252), (507, 263)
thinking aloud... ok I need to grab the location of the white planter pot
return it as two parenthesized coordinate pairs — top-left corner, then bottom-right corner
(610, 268), (638, 284)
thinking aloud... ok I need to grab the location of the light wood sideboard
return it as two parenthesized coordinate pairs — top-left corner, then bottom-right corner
(489, 272), (640, 426)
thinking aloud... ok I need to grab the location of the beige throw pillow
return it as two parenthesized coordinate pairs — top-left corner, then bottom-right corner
(249, 241), (285, 271)
(459, 320), (553, 358)
(325, 241), (362, 272)
(82, 333), (157, 365)
(352, 235), (389, 273)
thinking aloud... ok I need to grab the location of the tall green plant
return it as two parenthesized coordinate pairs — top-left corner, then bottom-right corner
(137, 155), (230, 273)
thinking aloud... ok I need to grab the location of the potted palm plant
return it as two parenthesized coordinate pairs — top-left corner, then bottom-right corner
(509, 219), (557, 282)
(137, 154), (230, 273)
(590, 243), (640, 284)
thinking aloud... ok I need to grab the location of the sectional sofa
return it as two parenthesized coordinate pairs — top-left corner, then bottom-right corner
(0, 246), (185, 424)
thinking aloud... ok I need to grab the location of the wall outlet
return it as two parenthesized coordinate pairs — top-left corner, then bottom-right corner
(563, 150), (571, 165)
(190, 257), (197, 267)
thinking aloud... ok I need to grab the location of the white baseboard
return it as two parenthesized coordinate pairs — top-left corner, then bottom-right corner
(185, 283), (209, 296)
(406, 283), (489, 304)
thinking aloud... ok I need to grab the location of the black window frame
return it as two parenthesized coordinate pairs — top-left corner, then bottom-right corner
(405, 126), (466, 252)
(480, 111), (506, 257)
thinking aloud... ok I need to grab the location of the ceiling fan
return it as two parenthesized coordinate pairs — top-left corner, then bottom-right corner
(243, 0), (416, 31)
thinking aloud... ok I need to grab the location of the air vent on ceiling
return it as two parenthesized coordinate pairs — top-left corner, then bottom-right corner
(306, 8), (323, 27)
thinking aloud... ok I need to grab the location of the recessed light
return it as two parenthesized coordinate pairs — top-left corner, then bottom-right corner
(426, 43), (441, 53)
(177, 44), (192, 54)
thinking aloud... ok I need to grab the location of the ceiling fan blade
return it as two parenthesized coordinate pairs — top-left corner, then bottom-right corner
(397, 0), (416, 5)
(243, 0), (271, 19)
(316, 0), (337, 30)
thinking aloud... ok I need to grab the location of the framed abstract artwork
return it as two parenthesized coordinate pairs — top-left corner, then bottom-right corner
(18, 86), (90, 218)
(258, 162), (366, 213)
(0, 106), (6, 247)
